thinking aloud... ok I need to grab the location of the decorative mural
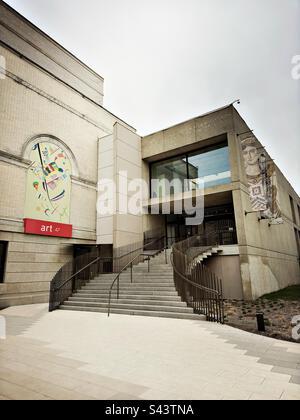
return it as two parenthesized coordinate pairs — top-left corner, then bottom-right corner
(25, 141), (72, 224)
(242, 137), (282, 222)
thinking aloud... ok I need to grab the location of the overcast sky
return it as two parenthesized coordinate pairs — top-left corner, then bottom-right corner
(5, 0), (300, 194)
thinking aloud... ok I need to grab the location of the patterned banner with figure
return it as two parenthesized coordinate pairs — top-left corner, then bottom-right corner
(25, 141), (72, 224)
(242, 137), (283, 223)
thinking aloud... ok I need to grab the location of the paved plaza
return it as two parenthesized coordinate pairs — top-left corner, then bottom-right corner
(0, 304), (300, 400)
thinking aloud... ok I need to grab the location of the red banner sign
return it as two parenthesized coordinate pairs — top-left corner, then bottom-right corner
(24, 219), (72, 238)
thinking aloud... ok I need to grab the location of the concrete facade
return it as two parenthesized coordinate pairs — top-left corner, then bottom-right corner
(141, 107), (300, 300)
(0, 1), (299, 307)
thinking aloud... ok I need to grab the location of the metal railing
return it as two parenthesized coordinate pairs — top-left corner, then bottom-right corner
(49, 252), (112, 312)
(49, 234), (166, 312)
(108, 236), (167, 317)
(170, 229), (233, 323)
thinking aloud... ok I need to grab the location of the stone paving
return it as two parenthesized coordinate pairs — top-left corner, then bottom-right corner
(0, 304), (300, 400)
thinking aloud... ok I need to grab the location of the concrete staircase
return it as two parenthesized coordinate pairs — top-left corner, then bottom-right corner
(60, 250), (205, 321)
(185, 246), (222, 276)
(194, 247), (222, 263)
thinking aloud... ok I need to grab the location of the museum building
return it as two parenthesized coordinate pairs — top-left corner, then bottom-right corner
(0, 1), (299, 310)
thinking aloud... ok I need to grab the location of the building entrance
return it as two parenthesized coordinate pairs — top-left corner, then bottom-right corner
(165, 205), (237, 248)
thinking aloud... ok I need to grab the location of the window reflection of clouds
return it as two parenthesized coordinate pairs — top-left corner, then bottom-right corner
(151, 145), (231, 198)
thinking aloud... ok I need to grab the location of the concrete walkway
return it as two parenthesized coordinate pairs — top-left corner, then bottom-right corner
(0, 304), (300, 400)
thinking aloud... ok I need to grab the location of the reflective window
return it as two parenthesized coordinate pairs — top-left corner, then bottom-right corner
(150, 144), (231, 198)
(151, 155), (188, 198)
(188, 146), (231, 190)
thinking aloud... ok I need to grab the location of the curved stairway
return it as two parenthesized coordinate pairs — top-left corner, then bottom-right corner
(194, 247), (222, 263)
(60, 251), (205, 320)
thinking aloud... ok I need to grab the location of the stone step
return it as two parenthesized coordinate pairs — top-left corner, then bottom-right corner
(82, 285), (177, 292)
(132, 268), (173, 273)
(59, 306), (205, 321)
(133, 264), (172, 269)
(83, 282), (176, 288)
(69, 297), (186, 307)
(95, 270), (173, 275)
(62, 300), (194, 314)
(59, 247), (208, 322)
(76, 290), (179, 296)
(94, 275), (174, 280)
(74, 293), (182, 302)
(194, 247), (222, 263)
(88, 278), (174, 286)
(127, 272), (174, 276)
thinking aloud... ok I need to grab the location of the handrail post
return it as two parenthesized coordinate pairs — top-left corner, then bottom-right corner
(165, 247), (167, 264)
(106, 235), (167, 317)
(117, 275), (120, 300)
(108, 290), (111, 317)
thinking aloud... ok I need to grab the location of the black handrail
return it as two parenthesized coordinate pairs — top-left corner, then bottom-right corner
(49, 252), (112, 312)
(51, 255), (106, 293)
(173, 228), (237, 253)
(107, 236), (166, 317)
(49, 234), (165, 312)
(170, 252), (222, 296)
(171, 229), (229, 323)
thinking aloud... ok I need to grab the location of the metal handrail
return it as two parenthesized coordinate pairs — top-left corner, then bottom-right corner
(50, 236), (161, 293)
(172, 227), (237, 252)
(108, 236), (166, 317)
(170, 252), (221, 297)
(49, 235), (164, 312)
(171, 229), (227, 323)
(51, 255), (107, 292)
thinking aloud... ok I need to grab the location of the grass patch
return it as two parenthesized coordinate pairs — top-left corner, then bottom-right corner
(261, 285), (300, 301)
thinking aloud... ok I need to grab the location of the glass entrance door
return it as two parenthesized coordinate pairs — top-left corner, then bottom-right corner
(166, 215), (201, 248)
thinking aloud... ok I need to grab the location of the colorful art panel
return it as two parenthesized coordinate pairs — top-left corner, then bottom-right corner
(25, 141), (72, 224)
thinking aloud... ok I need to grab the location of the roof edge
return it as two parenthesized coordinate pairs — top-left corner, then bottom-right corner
(142, 102), (239, 138)
(0, 0), (104, 81)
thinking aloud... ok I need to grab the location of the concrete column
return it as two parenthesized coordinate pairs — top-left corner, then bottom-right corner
(97, 134), (114, 245)
(227, 131), (248, 186)
(232, 188), (253, 300)
(112, 123), (143, 251)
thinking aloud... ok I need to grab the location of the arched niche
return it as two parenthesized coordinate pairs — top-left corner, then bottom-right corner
(22, 135), (79, 177)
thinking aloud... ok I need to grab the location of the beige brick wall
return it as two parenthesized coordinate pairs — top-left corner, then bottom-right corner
(0, 1), (104, 105)
(0, 230), (95, 307)
(0, 40), (136, 306)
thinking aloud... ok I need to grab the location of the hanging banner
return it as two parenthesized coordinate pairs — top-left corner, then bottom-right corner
(241, 137), (283, 223)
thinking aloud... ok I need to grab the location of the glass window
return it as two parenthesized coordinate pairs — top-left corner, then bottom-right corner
(150, 144), (231, 199)
(188, 146), (231, 190)
(151, 156), (188, 198)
